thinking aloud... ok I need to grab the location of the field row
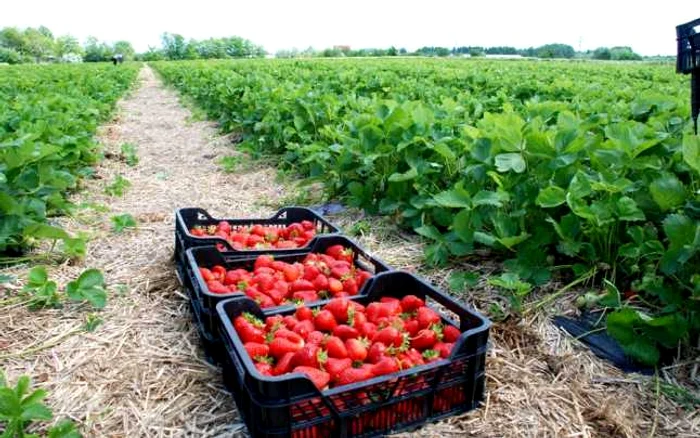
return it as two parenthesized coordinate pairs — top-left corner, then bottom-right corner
(154, 58), (700, 365)
(0, 63), (139, 255)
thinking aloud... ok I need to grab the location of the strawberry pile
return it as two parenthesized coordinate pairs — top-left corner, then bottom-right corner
(190, 220), (317, 250)
(198, 245), (373, 307)
(234, 296), (461, 390)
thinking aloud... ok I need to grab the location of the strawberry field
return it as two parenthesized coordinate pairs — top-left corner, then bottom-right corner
(0, 63), (139, 256)
(154, 58), (700, 366)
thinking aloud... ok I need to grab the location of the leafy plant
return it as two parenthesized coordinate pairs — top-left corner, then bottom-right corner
(23, 266), (60, 308)
(65, 269), (107, 309)
(119, 143), (138, 167)
(110, 214), (137, 233)
(0, 63), (138, 254)
(217, 155), (242, 173)
(0, 371), (80, 438)
(153, 58), (700, 364)
(21, 267), (107, 309)
(104, 175), (130, 197)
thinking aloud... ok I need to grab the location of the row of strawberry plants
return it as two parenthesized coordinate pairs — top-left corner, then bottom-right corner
(0, 63), (139, 256)
(154, 58), (699, 365)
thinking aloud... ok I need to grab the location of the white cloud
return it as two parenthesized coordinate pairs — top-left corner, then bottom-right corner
(1, 0), (697, 55)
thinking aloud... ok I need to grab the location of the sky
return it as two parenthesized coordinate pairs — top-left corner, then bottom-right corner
(2, 1), (698, 56)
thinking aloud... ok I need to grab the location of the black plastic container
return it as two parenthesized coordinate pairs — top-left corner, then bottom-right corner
(217, 271), (491, 438)
(676, 17), (700, 132)
(184, 235), (392, 346)
(174, 207), (341, 284)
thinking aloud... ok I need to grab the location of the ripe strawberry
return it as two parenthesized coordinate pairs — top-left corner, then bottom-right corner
(292, 319), (315, 339)
(199, 267), (215, 282)
(207, 280), (230, 294)
(291, 279), (315, 292)
(351, 309), (367, 327)
(276, 240), (297, 249)
(324, 357), (352, 382)
(314, 310), (338, 332)
(367, 342), (388, 364)
(306, 330), (325, 345)
(311, 274), (329, 292)
(355, 270), (373, 289)
(287, 223), (304, 238)
(333, 324), (359, 340)
(325, 336), (348, 359)
(294, 366), (330, 391)
(411, 328), (439, 350)
(342, 278), (359, 295)
(292, 343), (325, 368)
(273, 328), (304, 345)
(371, 357), (400, 377)
(434, 342), (453, 358)
(345, 338), (368, 362)
(303, 265), (321, 281)
(324, 298), (350, 322)
(211, 265), (226, 281)
(269, 337), (304, 359)
(301, 220), (315, 231)
(422, 349), (441, 363)
(292, 290), (319, 302)
(282, 264), (301, 282)
(247, 234), (265, 247)
(443, 325), (460, 343)
(267, 288), (287, 305)
(336, 367), (373, 386)
(254, 254), (275, 271)
(244, 342), (269, 359)
(404, 319), (420, 337)
(295, 306), (315, 321)
(282, 315), (299, 330)
(255, 362), (273, 376)
(400, 295), (425, 312)
(357, 321), (377, 338)
(328, 278), (343, 295)
(372, 327), (404, 348)
(273, 352), (295, 375)
(325, 245), (346, 260)
(234, 313), (266, 344)
(265, 315), (284, 332)
(406, 348), (425, 366)
(417, 307), (441, 329)
(253, 273), (275, 291)
(366, 302), (393, 323)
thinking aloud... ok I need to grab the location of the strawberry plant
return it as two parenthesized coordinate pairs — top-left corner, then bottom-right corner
(22, 266), (107, 309)
(0, 371), (80, 438)
(0, 63), (138, 256)
(110, 214), (137, 233)
(155, 59), (699, 365)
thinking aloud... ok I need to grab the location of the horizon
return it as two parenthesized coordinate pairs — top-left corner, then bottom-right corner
(2, 1), (698, 56)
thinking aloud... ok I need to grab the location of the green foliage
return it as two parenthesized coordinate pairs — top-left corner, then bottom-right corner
(119, 143), (138, 167)
(65, 269), (106, 309)
(0, 63), (138, 255)
(104, 175), (131, 197)
(21, 266), (107, 309)
(0, 372), (80, 438)
(217, 155), (242, 173)
(153, 58), (700, 364)
(110, 214), (137, 233)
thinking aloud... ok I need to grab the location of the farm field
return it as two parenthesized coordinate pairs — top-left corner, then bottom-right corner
(1, 58), (699, 437)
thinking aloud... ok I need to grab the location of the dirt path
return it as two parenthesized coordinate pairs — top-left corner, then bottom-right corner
(2, 66), (285, 437)
(2, 66), (698, 438)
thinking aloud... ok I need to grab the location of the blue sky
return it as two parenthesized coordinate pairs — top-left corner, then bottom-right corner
(2, 1), (698, 55)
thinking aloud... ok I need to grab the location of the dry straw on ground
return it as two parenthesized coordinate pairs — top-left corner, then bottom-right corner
(1, 67), (698, 437)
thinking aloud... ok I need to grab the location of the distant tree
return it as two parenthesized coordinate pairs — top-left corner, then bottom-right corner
(83, 36), (115, 62)
(0, 27), (26, 53)
(0, 47), (22, 64)
(399, 47), (407, 55)
(592, 47), (612, 60)
(535, 43), (575, 59)
(387, 46), (398, 56)
(22, 27), (55, 60)
(56, 35), (82, 57)
(113, 40), (135, 60)
(610, 46), (642, 61)
(469, 47), (485, 57)
(141, 46), (165, 61)
(161, 33), (187, 60)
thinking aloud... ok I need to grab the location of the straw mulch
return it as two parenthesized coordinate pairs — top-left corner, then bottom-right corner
(1, 67), (698, 438)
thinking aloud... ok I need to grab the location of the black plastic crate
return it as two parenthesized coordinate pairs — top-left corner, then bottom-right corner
(217, 271), (491, 438)
(677, 18), (700, 74)
(184, 235), (393, 345)
(174, 207), (341, 284)
(676, 17), (700, 133)
(189, 295), (224, 365)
